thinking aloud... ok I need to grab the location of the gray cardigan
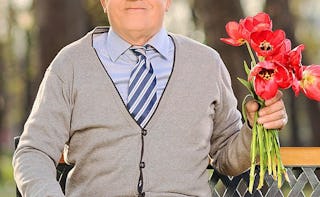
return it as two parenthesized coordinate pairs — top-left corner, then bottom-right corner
(13, 27), (252, 197)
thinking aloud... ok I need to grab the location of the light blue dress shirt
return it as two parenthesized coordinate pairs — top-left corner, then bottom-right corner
(93, 27), (174, 104)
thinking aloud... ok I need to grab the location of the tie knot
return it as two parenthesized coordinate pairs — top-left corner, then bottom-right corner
(131, 46), (148, 57)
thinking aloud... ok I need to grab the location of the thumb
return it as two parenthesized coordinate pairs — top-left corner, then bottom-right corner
(245, 100), (259, 127)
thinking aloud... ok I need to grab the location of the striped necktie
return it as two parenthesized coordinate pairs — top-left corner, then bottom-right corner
(127, 47), (157, 127)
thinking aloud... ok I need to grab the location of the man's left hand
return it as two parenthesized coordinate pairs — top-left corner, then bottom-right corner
(245, 91), (288, 129)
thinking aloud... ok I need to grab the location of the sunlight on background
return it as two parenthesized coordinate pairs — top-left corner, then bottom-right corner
(164, 0), (267, 41)
(293, 0), (320, 64)
(0, 0), (9, 41)
(165, 0), (205, 42)
(12, 0), (32, 9)
(241, 0), (265, 15)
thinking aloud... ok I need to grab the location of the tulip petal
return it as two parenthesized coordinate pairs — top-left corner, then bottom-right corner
(301, 65), (320, 101)
(254, 76), (279, 100)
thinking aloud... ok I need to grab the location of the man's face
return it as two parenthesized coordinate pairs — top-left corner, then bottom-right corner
(100, 0), (171, 40)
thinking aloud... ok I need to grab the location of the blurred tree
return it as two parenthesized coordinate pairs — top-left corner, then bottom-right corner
(193, 0), (248, 110)
(22, 20), (35, 124)
(0, 1), (16, 150)
(306, 98), (320, 146)
(0, 45), (6, 151)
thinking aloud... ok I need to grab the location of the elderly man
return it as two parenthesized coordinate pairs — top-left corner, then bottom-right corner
(13, 0), (287, 196)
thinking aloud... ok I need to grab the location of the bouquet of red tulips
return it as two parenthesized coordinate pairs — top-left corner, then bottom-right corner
(221, 12), (320, 193)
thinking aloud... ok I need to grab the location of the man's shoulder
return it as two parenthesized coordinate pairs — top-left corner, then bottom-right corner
(169, 33), (202, 46)
(47, 27), (103, 76)
(59, 26), (108, 57)
(169, 32), (220, 60)
(169, 33), (206, 46)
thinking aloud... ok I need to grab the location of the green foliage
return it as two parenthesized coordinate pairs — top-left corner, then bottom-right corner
(244, 60), (251, 75)
(0, 153), (15, 196)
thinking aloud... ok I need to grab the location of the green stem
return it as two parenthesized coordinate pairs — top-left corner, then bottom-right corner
(257, 124), (265, 189)
(270, 130), (278, 179)
(248, 112), (259, 193)
(241, 95), (251, 124)
(245, 41), (257, 67)
(270, 129), (285, 188)
(265, 128), (272, 175)
(274, 134), (282, 188)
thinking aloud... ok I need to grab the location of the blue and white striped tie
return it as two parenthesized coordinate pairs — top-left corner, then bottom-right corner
(127, 47), (157, 127)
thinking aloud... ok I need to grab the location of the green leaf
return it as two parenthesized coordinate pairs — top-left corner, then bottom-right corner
(244, 61), (251, 75)
(251, 61), (256, 69)
(238, 77), (256, 98)
(238, 77), (251, 91)
(241, 94), (251, 123)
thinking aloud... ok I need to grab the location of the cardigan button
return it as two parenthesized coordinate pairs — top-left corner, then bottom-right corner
(139, 162), (145, 168)
(141, 129), (147, 136)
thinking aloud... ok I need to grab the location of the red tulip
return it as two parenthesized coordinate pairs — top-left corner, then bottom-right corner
(249, 61), (291, 100)
(241, 12), (272, 39)
(220, 21), (246, 46)
(221, 12), (272, 47)
(291, 72), (301, 96)
(252, 12), (273, 30)
(220, 12), (311, 191)
(250, 30), (286, 58)
(287, 44), (305, 80)
(267, 39), (291, 65)
(300, 65), (320, 101)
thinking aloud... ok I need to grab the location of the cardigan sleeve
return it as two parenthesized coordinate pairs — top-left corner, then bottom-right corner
(12, 54), (72, 196)
(209, 56), (252, 176)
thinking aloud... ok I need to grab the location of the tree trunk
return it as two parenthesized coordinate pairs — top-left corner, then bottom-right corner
(307, 101), (320, 146)
(193, 0), (248, 110)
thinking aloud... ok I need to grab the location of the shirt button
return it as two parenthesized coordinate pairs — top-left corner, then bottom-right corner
(140, 162), (145, 168)
(141, 129), (147, 136)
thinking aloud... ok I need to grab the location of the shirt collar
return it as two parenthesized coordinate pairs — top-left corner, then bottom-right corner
(107, 27), (131, 62)
(146, 28), (171, 60)
(107, 27), (171, 62)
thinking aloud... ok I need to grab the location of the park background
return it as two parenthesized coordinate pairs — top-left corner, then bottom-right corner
(0, 0), (319, 196)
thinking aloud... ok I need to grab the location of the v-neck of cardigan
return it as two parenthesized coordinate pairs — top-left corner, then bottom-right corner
(88, 27), (177, 129)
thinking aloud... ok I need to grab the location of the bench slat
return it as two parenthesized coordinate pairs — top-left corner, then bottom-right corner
(280, 147), (320, 166)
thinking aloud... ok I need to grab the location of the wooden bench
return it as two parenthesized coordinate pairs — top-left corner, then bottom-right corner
(14, 137), (320, 196)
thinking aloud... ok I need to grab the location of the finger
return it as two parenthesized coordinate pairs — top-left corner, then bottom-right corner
(245, 100), (260, 127)
(264, 90), (283, 106)
(261, 115), (288, 130)
(259, 99), (285, 116)
(258, 109), (287, 125)
(245, 100), (259, 113)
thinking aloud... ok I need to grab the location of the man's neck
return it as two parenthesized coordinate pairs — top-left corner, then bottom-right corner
(114, 28), (160, 46)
